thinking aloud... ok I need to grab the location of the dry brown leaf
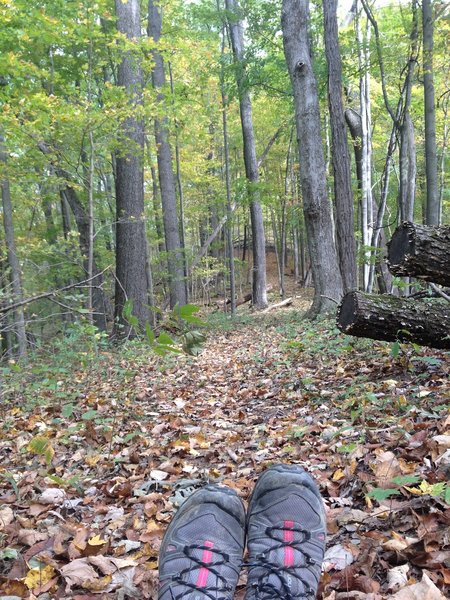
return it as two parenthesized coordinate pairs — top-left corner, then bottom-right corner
(17, 528), (48, 546)
(371, 450), (402, 487)
(39, 488), (67, 505)
(88, 555), (136, 574)
(383, 531), (418, 552)
(387, 564), (410, 591)
(0, 505), (14, 530)
(60, 558), (99, 591)
(390, 571), (446, 599)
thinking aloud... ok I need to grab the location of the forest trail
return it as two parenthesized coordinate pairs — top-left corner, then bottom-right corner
(1, 306), (449, 598)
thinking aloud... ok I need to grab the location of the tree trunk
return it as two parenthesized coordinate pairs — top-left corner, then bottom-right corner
(322, 0), (357, 293)
(60, 190), (71, 240)
(1, 136), (27, 357)
(282, 0), (343, 315)
(387, 222), (450, 286)
(357, 10), (373, 291)
(398, 111), (416, 223)
(344, 107), (363, 198)
(218, 2), (236, 314)
(270, 206), (282, 292)
(0, 239), (14, 358)
(337, 290), (450, 349)
(87, 131), (95, 324)
(168, 61), (188, 299)
(146, 141), (165, 254)
(113, 0), (149, 335)
(397, 1), (418, 224)
(225, 0), (268, 309)
(422, 0), (440, 225)
(147, 0), (187, 309)
(280, 198), (286, 299)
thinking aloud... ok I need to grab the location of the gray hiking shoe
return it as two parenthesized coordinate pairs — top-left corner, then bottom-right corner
(158, 484), (245, 600)
(245, 464), (326, 600)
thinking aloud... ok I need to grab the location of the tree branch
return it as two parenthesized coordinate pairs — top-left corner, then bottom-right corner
(257, 123), (286, 169)
(430, 283), (450, 303)
(0, 266), (112, 314)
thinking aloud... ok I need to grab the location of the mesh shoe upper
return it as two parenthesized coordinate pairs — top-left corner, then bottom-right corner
(245, 465), (326, 600)
(158, 485), (245, 600)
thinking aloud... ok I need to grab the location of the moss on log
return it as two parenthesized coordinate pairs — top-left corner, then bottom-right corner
(337, 291), (450, 349)
(387, 222), (450, 286)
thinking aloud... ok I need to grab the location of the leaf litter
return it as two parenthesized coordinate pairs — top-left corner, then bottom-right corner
(0, 305), (449, 599)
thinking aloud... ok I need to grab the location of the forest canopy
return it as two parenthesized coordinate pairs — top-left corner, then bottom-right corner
(0, 0), (448, 355)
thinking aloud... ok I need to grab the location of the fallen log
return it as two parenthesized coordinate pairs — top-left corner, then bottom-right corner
(262, 297), (293, 313)
(217, 285), (274, 310)
(337, 291), (450, 349)
(387, 222), (450, 286)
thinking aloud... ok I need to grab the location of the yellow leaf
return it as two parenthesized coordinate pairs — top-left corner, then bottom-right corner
(24, 565), (55, 589)
(405, 486), (423, 496)
(85, 454), (102, 466)
(397, 394), (408, 406)
(82, 574), (112, 591)
(144, 559), (158, 569)
(88, 535), (107, 546)
(332, 469), (345, 481)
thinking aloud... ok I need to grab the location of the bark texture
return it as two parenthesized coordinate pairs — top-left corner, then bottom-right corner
(1, 138), (27, 356)
(148, 0), (187, 309)
(114, 0), (150, 334)
(337, 291), (450, 349)
(387, 222), (450, 286)
(218, 4), (236, 315)
(226, 0), (268, 309)
(282, 0), (343, 314)
(322, 0), (357, 293)
(398, 112), (416, 223)
(422, 0), (440, 225)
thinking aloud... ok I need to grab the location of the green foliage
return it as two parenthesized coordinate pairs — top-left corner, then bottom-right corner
(123, 300), (206, 356)
(27, 436), (54, 465)
(1, 0), (449, 363)
(368, 476), (450, 504)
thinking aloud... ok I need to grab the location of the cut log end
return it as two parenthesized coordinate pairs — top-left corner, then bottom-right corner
(387, 221), (450, 286)
(337, 291), (358, 331)
(387, 222), (414, 270)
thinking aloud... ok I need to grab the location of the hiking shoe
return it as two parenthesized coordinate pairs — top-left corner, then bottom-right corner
(158, 484), (245, 600)
(245, 464), (326, 600)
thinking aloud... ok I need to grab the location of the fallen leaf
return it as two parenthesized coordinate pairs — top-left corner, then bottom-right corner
(24, 565), (55, 590)
(390, 571), (446, 599)
(371, 450), (401, 487)
(60, 558), (99, 591)
(149, 469), (169, 481)
(17, 529), (48, 546)
(0, 506), (14, 530)
(39, 488), (67, 505)
(387, 564), (410, 590)
(323, 544), (354, 572)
